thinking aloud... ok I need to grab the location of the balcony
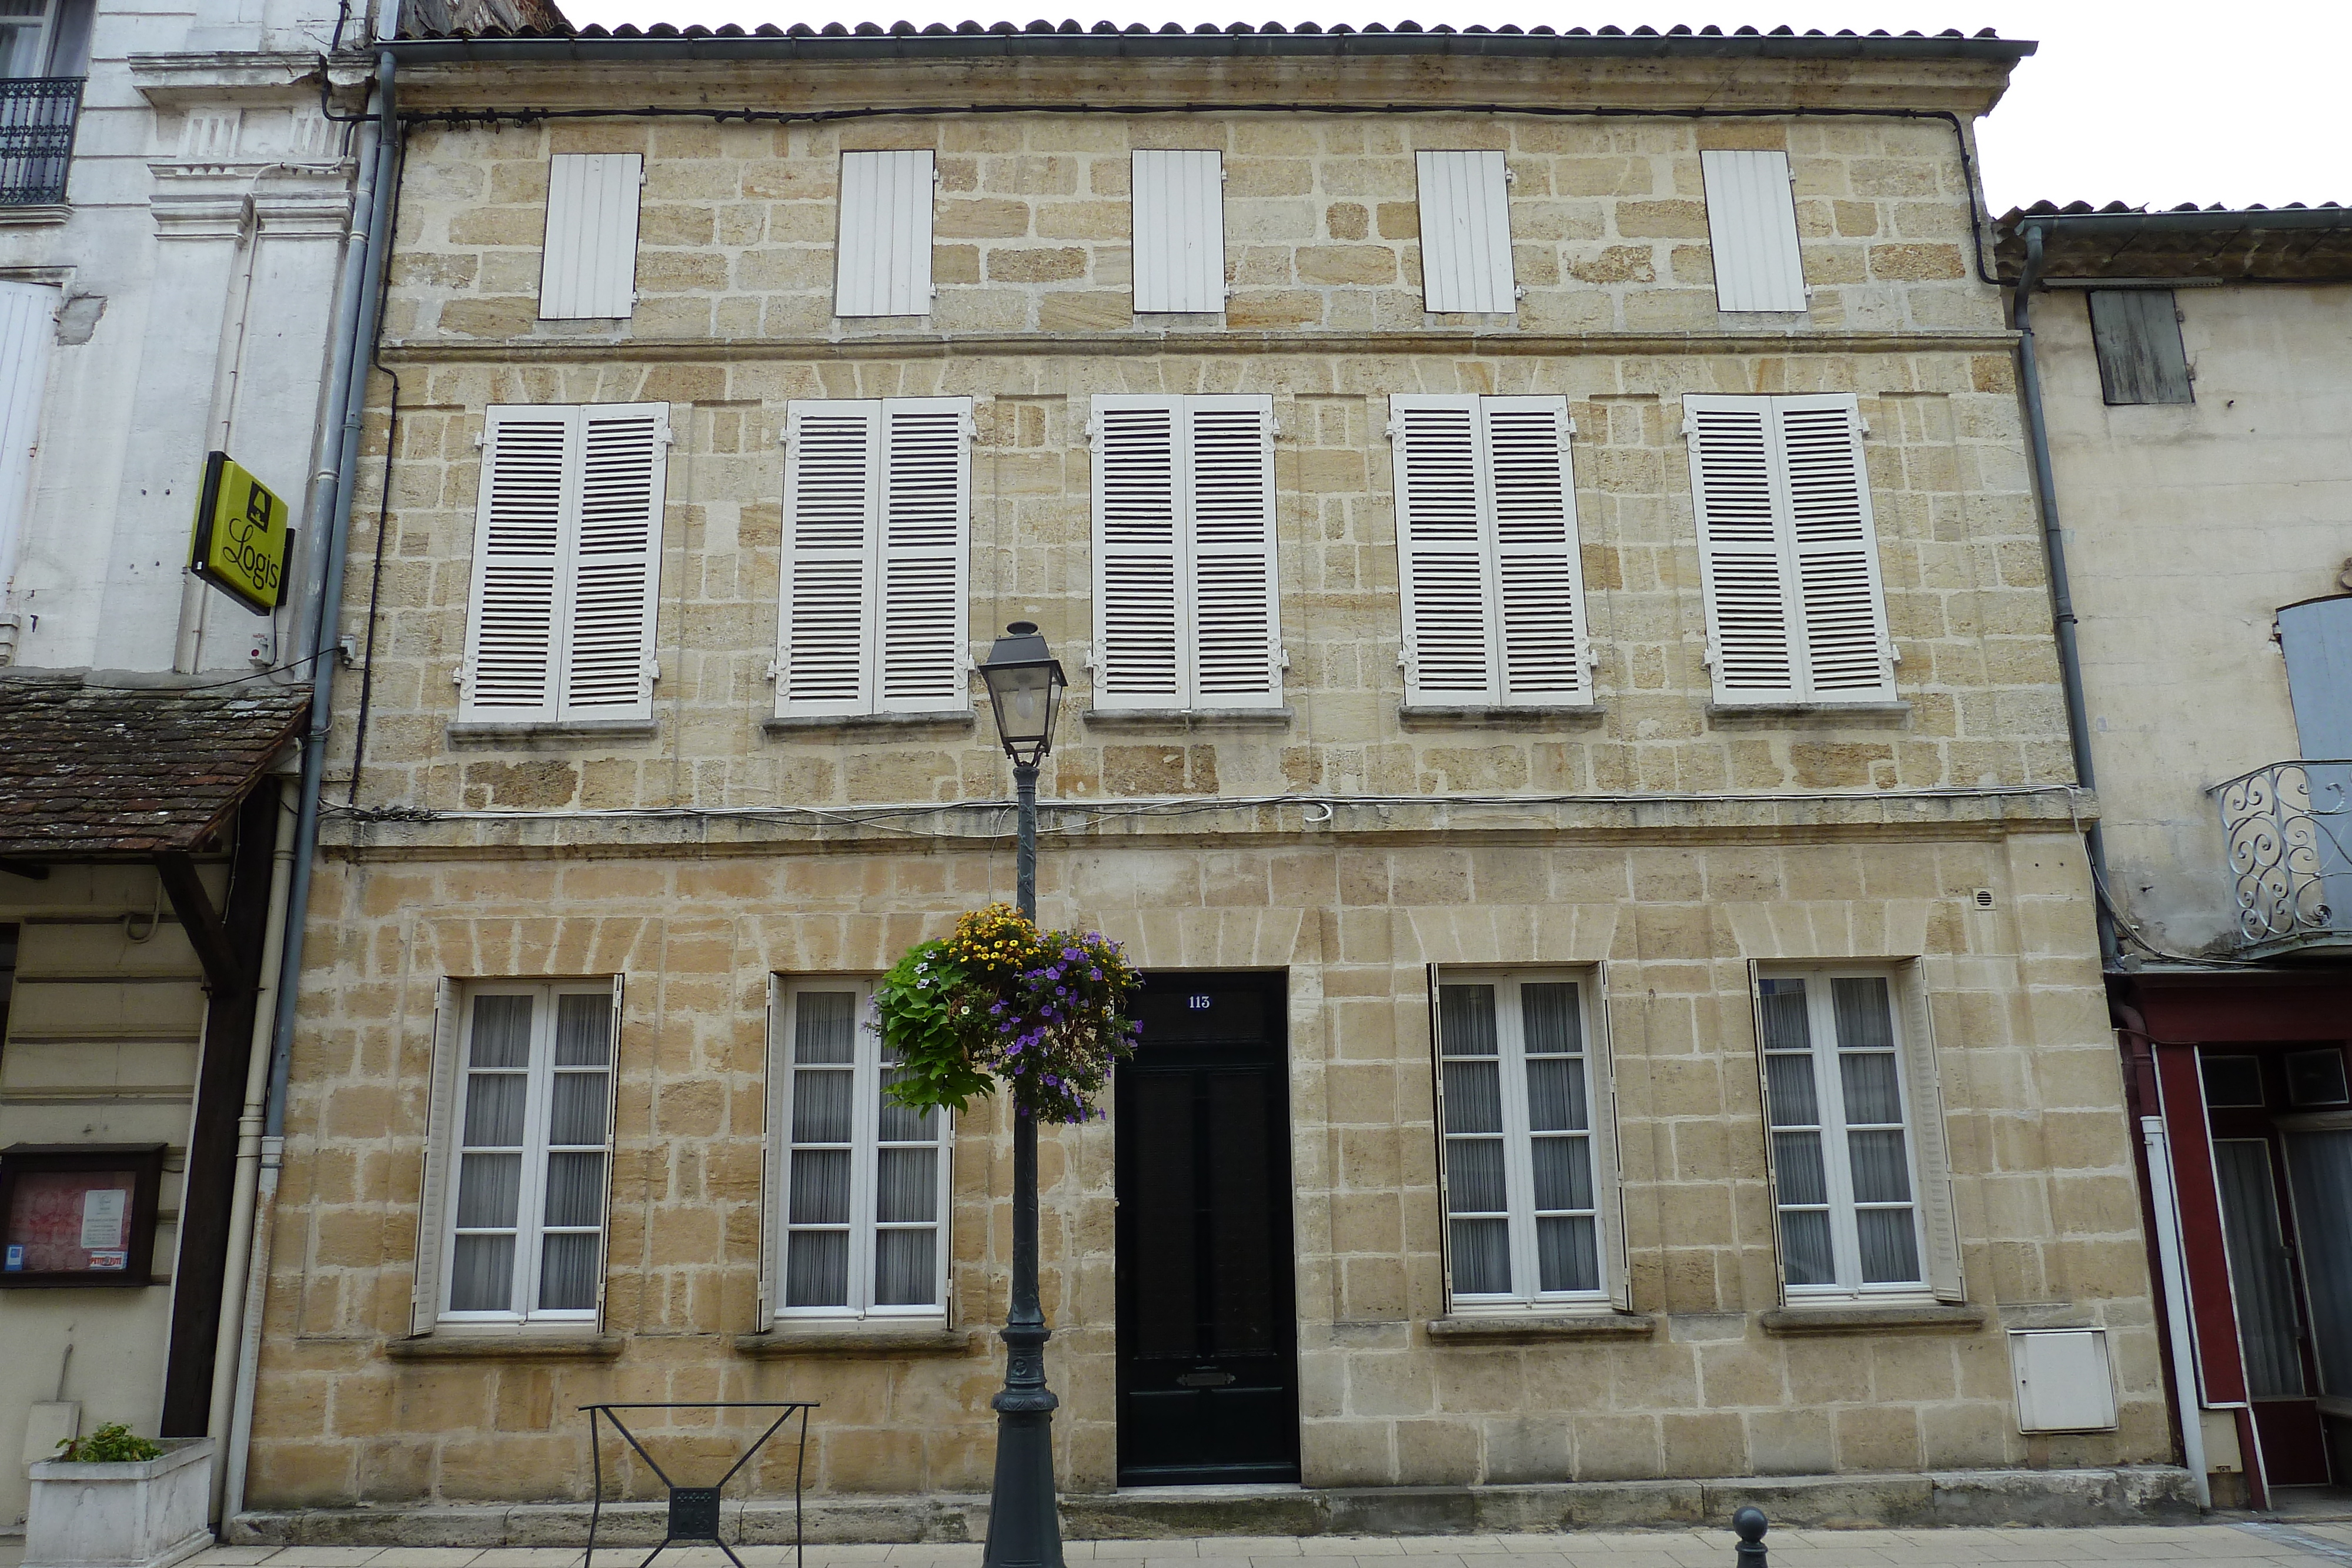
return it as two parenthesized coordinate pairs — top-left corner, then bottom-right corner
(2213, 760), (2352, 955)
(0, 76), (81, 206)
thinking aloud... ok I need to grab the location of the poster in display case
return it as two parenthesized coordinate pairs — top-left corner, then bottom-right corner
(0, 1144), (163, 1287)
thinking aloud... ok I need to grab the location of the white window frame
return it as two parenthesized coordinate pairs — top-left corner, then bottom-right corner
(1431, 967), (1626, 1314)
(0, 1), (60, 80)
(426, 978), (621, 1330)
(767, 978), (953, 1322)
(1752, 964), (1943, 1305)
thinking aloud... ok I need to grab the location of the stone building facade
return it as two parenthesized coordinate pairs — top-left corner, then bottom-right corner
(239, 22), (2185, 1536)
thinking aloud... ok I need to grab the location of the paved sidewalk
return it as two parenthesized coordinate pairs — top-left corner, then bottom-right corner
(173, 1523), (2352, 1568)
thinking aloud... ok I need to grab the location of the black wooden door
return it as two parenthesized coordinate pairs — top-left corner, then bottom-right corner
(1115, 973), (1300, 1485)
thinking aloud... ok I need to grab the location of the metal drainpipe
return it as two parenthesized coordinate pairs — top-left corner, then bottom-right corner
(2013, 220), (2121, 968)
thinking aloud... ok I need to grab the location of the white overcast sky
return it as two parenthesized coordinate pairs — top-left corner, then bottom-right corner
(559, 0), (2341, 215)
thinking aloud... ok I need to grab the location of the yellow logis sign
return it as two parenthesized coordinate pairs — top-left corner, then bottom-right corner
(188, 451), (292, 616)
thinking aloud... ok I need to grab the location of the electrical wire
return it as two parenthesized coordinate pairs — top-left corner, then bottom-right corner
(343, 125), (409, 807)
(61, 650), (336, 694)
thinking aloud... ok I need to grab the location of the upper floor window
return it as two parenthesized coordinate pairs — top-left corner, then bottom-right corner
(0, 0), (88, 79)
(1388, 394), (1591, 708)
(1700, 149), (1808, 313)
(1089, 393), (1283, 713)
(459, 402), (671, 726)
(775, 397), (971, 720)
(539, 153), (643, 320)
(1682, 393), (1896, 706)
(2087, 289), (2193, 406)
(1131, 150), (1225, 315)
(1415, 151), (1515, 315)
(834, 149), (936, 318)
(0, 0), (88, 208)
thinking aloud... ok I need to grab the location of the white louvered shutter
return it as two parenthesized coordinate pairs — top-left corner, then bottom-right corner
(1700, 150), (1808, 313)
(836, 151), (936, 318)
(1416, 151), (1516, 315)
(1091, 396), (1184, 710)
(1684, 396), (1796, 703)
(1780, 395), (1894, 701)
(1131, 151), (1225, 314)
(1484, 396), (1589, 704)
(876, 397), (970, 713)
(461, 406), (573, 721)
(540, 153), (643, 320)
(559, 404), (669, 723)
(1899, 960), (1965, 1305)
(1184, 396), (1282, 708)
(777, 402), (881, 717)
(1390, 394), (1495, 704)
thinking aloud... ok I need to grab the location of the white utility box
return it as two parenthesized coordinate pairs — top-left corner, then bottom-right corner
(2009, 1327), (2119, 1433)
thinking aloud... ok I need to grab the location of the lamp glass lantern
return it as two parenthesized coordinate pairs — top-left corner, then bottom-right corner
(978, 621), (1066, 767)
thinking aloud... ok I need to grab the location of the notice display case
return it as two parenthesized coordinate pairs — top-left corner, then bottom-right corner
(0, 1144), (164, 1287)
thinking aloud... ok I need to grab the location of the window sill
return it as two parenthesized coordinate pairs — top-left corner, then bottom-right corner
(1426, 1311), (1656, 1343)
(1080, 707), (1293, 731)
(763, 710), (977, 737)
(1706, 701), (1911, 726)
(735, 1323), (978, 1357)
(1760, 1302), (1986, 1337)
(385, 1333), (624, 1360)
(1398, 703), (1604, 731)
(0, 204), (69, 226)
(446, 718), (659, 742)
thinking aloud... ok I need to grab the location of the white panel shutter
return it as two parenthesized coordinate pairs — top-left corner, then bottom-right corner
(1389, 394), (1495, 704)
(1183, 396), (1282, 708)
(1132, 151), (1225, 314)
(876, 397), (970, 713)
(1091, 396), (1184, 710)
(1684, 396), (1796, 703)
(540, 153), (643, 320)
(1700, 150), (1808, 313)
(836, 151), (935, 318)
(777, 401), (881, 717)
(461, 406), (573, 721)
(560, 403), (669, 723)
(1484, 396), (1589, 704)
(1780, 395), (1895, 701)
(1416, 151), (1516, 314)
(411, 978), (461, 1336)
(1899, 959), (1966, 1305)
(0, 280), (54, 596)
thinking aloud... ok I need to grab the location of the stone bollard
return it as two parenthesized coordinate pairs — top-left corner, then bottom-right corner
(1733, 1506), (1768, 1568)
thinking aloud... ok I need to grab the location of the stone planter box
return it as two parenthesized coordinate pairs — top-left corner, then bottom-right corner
(25, 1437), (213, 1568)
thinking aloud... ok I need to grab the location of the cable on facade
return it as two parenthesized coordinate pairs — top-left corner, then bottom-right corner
(345, 128), (412, 808)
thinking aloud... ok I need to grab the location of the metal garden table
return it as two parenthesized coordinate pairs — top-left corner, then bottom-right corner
(582, 1400), (817, 1568)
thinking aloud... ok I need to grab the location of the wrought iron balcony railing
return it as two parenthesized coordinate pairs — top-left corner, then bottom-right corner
(2213, 760), (2352, 951)
(0, 76), (82, 206)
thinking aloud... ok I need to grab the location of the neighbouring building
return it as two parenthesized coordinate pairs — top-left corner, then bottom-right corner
(2000, 202), (2352, 1509)
(0, 0), (377, 1533)
(238, 16), (2191, 1540)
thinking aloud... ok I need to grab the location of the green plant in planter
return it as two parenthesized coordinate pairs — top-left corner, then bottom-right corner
(55, 1423), (163, 1463)
(876, 902), (1142, 1122)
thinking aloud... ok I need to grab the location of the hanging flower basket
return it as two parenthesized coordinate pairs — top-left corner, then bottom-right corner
(874, 902), (1141, 1123)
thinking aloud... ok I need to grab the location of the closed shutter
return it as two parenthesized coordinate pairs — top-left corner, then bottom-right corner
(1685, 396), (1795, 702)
(777, 401), (881, 717)
(411, 978), (461, 1336)
(1415, 151), (1516, 314)
(1748, 960), (1792, 1309)
(0, 280), (53, 594)
(461, 406), (572, 721)
(1700, 150), (1808, 313)
(1779, 395), (1894, 701)
(539, 153), (643, 320)
(835, 150), (935, 319)
(1131, 150), (1225, 313)
(560, 404), (669, 723)
(1484, 396), (1589, 705)
(876, 397), (970, 713)
(1898, 959), (1965, 1304)
(1389, 394), (1496, 704)
(1184, 396), (1282, 708)
(1091, 396), (1184, 709)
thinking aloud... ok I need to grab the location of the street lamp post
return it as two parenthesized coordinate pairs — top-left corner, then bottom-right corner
(975, 621), (1068, 1568)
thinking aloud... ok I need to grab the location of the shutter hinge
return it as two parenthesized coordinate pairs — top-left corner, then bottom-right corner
(1083, 416), (1098, 443)
(1890, 644), (1902, 666)
(766, 659), (781, 682)
(452, 663), (469, 688)
(1271, 417), (1284, 438)
(1699, 642), (1713, 670)
(647, 658), (660, 683)
(657, 422), (676, 449)
(1515, 285), (1528, 300)
(473, 432), (487, 450)
(1278, 647), (1292, 673)
(1384, 417), (1403, 440)
(1565, 419), (1578, 436)
(1504, 166), (1518, 185)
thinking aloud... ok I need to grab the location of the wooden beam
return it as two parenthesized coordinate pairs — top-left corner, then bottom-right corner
(155, 852), (245, 996)
(0, 860), (48, 880)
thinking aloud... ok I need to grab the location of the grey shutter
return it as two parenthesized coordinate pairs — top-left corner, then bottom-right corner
(835, 151), (936, 318)
(1898, 959), (1965, 1305)
(559, 403), (670, 723)
(1183, 395), (1283, 708)
(460, 406), (573, 721)
(876, 397), (971, 713)
(1590, 967), (1632, 1314)
(410, 978), (462, 1336)
(1389, 394), (1497, 704)
(1684, 396), (1797, 702)
(1700, 150), (1808, 313)
(1779, 395), (1895, 702)
(777, 400), (881, 717)
(1132, 151), (1225, 313)
(1748, 961), (1792, 1308)
(2280, 596), (2352, 758)
(1091, 396), (1184, 710)
(2088, 290), (2193, 406)
(540, 153), (642, 320)
(1484, 396), (1590, 704)
(1415, 151), (1516, 314)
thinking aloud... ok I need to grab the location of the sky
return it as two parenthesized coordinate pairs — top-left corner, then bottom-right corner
(558, 0), (2344, 215)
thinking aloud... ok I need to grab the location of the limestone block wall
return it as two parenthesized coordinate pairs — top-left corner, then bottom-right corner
(245, 822), (2166, 1508)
